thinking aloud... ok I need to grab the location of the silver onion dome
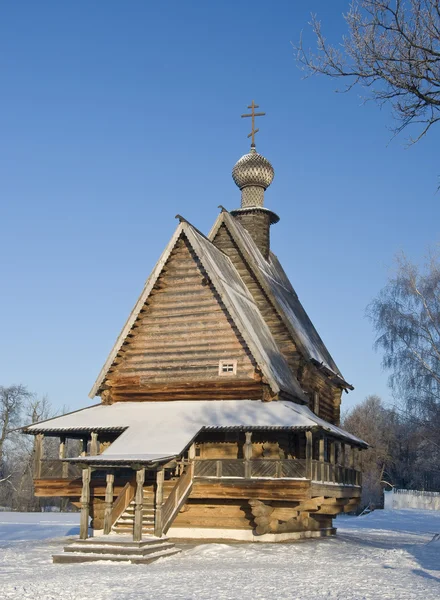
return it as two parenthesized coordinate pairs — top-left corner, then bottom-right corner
(232, 148), (274, 190)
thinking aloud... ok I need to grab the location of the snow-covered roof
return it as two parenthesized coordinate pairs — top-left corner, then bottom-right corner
(23, 400), (368, 464)
(89, 220), (307, 402)
(209, 212), (349, 385)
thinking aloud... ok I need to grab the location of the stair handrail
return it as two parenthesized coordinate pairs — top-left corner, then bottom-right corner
(110, 477), (136, 526)
(162, 461), (194, 534)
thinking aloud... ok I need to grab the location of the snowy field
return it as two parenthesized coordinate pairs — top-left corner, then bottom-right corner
(0, 510), (439, 600)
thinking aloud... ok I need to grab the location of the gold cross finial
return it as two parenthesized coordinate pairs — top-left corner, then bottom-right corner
(241, 100), (266, 148)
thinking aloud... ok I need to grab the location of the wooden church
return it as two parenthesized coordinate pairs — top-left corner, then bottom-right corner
(24, 103), (367, 555)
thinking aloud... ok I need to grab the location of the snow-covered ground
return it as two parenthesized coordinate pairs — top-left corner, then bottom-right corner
(0, 510), (439, 599)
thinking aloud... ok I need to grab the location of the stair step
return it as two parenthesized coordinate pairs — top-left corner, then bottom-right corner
(112, 524), (154, 529)
(116, 519), (154, 526)
(53, 547), (180, 564)
(77, 536), (167, 547)
(64, 541), (175, 556)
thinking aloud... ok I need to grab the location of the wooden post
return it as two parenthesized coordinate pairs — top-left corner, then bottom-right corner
(244, 432), (252, 479)
(305, 431), (312, 479)
(154, 467), (164, 538)
(59, 436), (69, 478)
(133, 467), (145, 542)
(34, 434), (44, 479)
(188, 443), (196, 461)
(90, 432), (99, 456)
(103, 471), (115, 535)
(341, 443), (347, 484)
(319, 434), (325, 482)
(329, 439), (336, 483)
(81, 438), (88, 456)
(79, 466), (91, 540)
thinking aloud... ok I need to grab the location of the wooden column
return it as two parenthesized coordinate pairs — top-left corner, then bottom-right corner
(305, 431), (313, 479)
(341, 443), (346, 466)
(34, 434), (44, 479)
(329, 439), (336, 483)
(79, 466), (91, 540)
(59, 436), (69, 478)
(188, 443), (196, 461)
(154, 467), (164, 538)
(81, 438), (88, 457)
(133, 467), (145, 542)
(244, 432), (252, 479)
(90, 432), (99, 456)
(319, 434), (325, 482)
(103, 471), (115, 535)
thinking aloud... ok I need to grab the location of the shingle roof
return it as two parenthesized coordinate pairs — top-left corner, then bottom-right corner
(209, 211), (350, 386)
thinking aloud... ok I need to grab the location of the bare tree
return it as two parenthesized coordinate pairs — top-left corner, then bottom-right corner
(344, 395), (399, 505)
(296, 1), (440, 143)
(368, 252), (440, 422)
(0, 385), (32, 477)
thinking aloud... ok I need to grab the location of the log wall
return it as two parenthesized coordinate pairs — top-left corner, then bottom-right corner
(103, 235), (262, 401)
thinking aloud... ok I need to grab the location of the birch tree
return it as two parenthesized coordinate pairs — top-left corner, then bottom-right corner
(296, 1), (440, 143)
(368, 252), (440, 422)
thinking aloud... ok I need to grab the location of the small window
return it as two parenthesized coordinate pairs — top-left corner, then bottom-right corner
(219, 359), (237, 376)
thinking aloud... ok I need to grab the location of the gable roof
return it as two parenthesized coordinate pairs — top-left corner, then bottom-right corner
(209, 211), (350, 387)
(89, 220), (307, 402)
(23, 400), (368, 462)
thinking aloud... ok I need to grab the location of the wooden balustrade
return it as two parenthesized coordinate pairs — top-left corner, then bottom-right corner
(38, 459), (82, 480)
(193, 458), (360, 485)
(161, 462), (194, 535)
(110, 477), (136, 526)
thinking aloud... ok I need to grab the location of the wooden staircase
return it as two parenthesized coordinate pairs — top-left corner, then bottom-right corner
(112, 480), (178, 535)
(53, 536), (180, 564)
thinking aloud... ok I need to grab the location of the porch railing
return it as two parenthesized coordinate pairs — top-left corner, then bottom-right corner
(194, 459), (307, 480)
(194, 458), (361, 485)
(161, 461), (194, 534)
(38, 459), (82, 480)
(310, 460), (361, 485)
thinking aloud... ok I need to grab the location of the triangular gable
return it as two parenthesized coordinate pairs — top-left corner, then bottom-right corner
(209, 211), (349, 386)
(89, 220), (306, 401)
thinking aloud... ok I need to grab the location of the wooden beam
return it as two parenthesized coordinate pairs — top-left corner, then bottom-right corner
(133, 468), (145, 542)
(79, 467), (91, 540)
(154, 468), (165, 537)
(103, 471), (115, 535)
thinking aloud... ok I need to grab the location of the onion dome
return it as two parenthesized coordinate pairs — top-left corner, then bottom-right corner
(232, 147), (274, 191)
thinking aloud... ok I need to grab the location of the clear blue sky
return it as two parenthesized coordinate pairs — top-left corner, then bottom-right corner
(1, 1), (439, 416)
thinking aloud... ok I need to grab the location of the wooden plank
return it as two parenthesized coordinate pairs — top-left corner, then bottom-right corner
(191, 479), (310, 501)
(33, 478), (130, 498)
(310, 483), (361, 498)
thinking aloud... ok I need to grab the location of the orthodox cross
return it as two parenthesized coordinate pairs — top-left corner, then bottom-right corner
(241, 100), (265, 147)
